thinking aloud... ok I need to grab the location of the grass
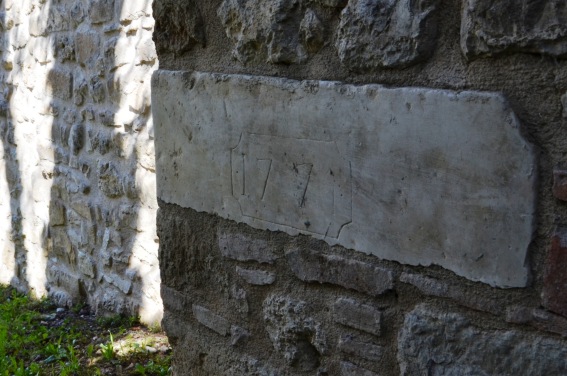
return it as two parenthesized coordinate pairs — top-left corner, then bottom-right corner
(0, 285), (171, 375)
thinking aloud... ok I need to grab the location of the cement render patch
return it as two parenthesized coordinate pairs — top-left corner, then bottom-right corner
(152, 70), (536, 288)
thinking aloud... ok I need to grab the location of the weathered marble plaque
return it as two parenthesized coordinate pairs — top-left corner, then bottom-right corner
(152, 70), (536, 288)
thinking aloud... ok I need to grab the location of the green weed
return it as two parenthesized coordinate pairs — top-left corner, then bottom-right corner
(0, 284), (171, 375)
(99, 331), (115, 360)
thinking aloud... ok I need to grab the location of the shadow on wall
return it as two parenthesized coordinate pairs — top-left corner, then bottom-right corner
(0, 0), (47, 297)
(0, 0), (15, 286)
(0, 0), (162, 325)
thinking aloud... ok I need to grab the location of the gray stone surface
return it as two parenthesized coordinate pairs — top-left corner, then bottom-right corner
(506, 305), (567, 337)
(399, 272), (449, 296)
(340, 361), (380, 376)
(218, 232), (277, 264)
(287, 248), (393, 296)
(337, 335), (383, 362)
(75, 31), (100, 67)
(336, 0), (438, 69)
(192, 304), (230, 336)
(263, 294), (327, 371)
(161, 286), (187, 314)
(89, 0), (115, 24)
(230, 325), (250, 346)
(97, 162), (124, 198)
(461, 0), (567, 59)
(218, 0), (324, 64)
(47, 69), (73, 100)
(398, 304), (567, 375)
(78, 251), (96, 278)
(235, 266), (276, 285)
(154, 0), (205, 54)
(399, 272), (502, 315)
(333, 297), (382, 336)
(152, 70), (536, 287)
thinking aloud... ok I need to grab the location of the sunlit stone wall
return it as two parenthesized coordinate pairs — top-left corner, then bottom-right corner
(0, 0), (161, 325)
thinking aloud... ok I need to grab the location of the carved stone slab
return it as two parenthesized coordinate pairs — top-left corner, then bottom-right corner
(152, 70), (536, 287)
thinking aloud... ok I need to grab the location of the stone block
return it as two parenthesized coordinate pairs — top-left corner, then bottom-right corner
(340, 361), (379, 376)
(49, 228), (72, 258)
(70, 200), (92, 221)
(75, 31), (101, 67)
(47, 69), (72, 100)
(54, 35), (75, 63)
(263, 294), (326, 371)
(136, 36), (157, 65)
(49, 200), (66, 226)
(154, 0), (205, 54)
(300, 9), (324, 54)
(218, 0), (324, 64)
(230, 285), (249, 314)
(542, 228), (567, 317)
(63, 109), (80, 125)
(70, 2), (86, 26)
(90, 78), (106, 103)
(230, 325), (250, 346)
(78, 251), (96, 278)
(89, 0), (114, 24)
(333, 298), (382, 336)
(29, 4), (70, 36)
(69, 123), (85, 155)
(98, 110), (119, 127)
(88, 129), (111, 155)
(192, 304), (230, 336)
(235, 266), (276, 285)
(48, 266), (80, 297)
(161, 285), (187, 313)
(218, 232), (276, 264)
(506, 306), (567, 337)
(73, 79), (88, 106)
(461, 0), (567, 60)
(398, 304), (567, 375)
(399, 272), (502, 315)
(104, 274), (132, 294)
(399, 272), (449, 296)
(337, 335), (383, 362)
(120, 1), (152, 22)
(287, 248), (393, 296)
(97, 161), (124, 198)
(82, 108), (95, 121)
(152, 70), (536, 287)
(553, 169), (567, 202)
(336, 0), (439, 69)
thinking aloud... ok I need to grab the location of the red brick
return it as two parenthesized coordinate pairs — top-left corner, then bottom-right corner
(542, 228), (567, 317)
(552, 169), (567, 201)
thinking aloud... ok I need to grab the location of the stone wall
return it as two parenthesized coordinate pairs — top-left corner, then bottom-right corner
(0, 0), (162, 324)
(153, 0), (567, 375)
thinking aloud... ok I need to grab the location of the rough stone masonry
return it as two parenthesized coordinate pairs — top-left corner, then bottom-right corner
(153, 0), (567, 374)
(0, 0), (162, 324)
